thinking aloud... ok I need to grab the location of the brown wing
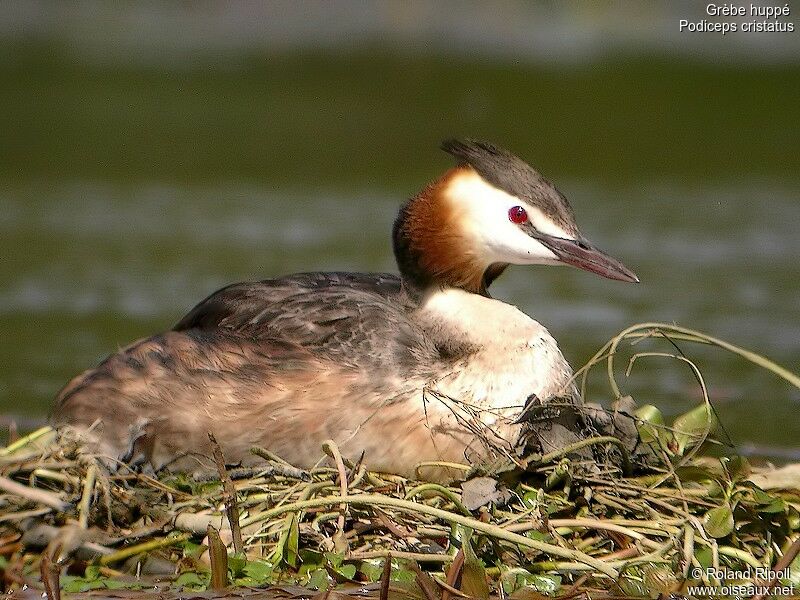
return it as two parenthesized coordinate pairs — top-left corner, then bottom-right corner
(173, 272), (432, 370)
(52, 329), (438, 473)
(52, 272), (449, 473)
(174, 272), (402, 331)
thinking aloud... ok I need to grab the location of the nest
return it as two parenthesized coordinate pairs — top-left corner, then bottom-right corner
(1, 323), (799, 599)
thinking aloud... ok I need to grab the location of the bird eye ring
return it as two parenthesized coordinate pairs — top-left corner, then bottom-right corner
(508, 206), (528, 224)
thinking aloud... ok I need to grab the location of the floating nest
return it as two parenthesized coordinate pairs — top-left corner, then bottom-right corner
(1, 323), (799, 599)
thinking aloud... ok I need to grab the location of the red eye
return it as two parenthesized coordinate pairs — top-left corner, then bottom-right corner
(508, 206), (528, 224)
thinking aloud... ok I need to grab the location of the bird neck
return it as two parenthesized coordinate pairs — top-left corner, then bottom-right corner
(392, 166), (507, 299)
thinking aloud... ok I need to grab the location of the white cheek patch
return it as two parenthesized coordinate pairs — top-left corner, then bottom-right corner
(526, 206), (573, 239)
(517, 238), (560, 264)
(444, 170), (573, 265)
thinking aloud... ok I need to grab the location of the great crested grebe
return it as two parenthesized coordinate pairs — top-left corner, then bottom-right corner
(53, 140), (638, 478)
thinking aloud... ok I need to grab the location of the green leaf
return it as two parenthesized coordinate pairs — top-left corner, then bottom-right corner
(751, 487), (773, 504)
(502, 568), (560, 595)
(336, 563), (357, 580)
(390, 565), (416, 583)
(525, 530), (552, 543)
(615, 574), (650, 598)
(359, 558), (385, 582)
(82, 580), (108, 591)
(228, 552), (247, 578)
(635, 404), (665, 444)
(307, 567), (332, 591)
(722, 455), (749, 482)
(103, 578), (136, 590)
(61, 577), (96, 593)
(181, 540), (206, 559)
(788, 506), (800, 531)
(545, 501), (561, 515)
(174, 571), (208, 590)
(673, 404), (717, 455)
(286, 513), (300, 568)
(164, 473), (194, 493)
(703, 504), (735, 538)
(60, 568), (145, 593)
(242, 559), (274, 584)
(749, 486), (779, 506)
(521, 489), (541, 509)
(460, 533), (490, 600)
(449, 523), (468, 548)
(674, 465), (718, 483)
(269, 513), (300, 567)
(784, 552), (800, 587)
(757, 498), (786, 514)
(299, 548), (324, 568)
(694, 547), (712, 572)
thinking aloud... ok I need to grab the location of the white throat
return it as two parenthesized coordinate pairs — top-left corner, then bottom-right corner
(413, 287), (577, 426)
(417, 288), (546, 349)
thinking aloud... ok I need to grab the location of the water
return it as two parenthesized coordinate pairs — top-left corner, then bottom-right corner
(2, 179), (798, 456)
(1, 38), (798, 459)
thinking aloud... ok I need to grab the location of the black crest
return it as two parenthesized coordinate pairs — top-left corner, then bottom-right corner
(441, 139), (577, 233)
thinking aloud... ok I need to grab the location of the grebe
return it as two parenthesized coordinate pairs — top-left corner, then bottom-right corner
(53, 140), (638, 479)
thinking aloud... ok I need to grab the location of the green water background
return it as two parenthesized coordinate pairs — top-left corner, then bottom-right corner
(1, 4), (799, 458)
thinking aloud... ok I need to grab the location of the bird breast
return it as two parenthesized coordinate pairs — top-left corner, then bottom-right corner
(414, 288), (575, 428)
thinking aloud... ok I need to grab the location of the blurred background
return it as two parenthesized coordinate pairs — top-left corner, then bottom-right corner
(1, 1), (798, 458)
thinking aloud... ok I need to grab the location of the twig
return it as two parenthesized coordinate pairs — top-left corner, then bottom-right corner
(30, 468), (78, 487)
(415, 462), (471, 479)
(379, 553), (391, 600)
(78, 463), (97, 529)
(545, 518), (646, 540)
(0, 508), (52, 522)
(0, 426), (53, 456)
(322, 439), (350, 543)
(7, 420), (18, 445)
(0, 475), (69, 511)
(351, 550), (454, 562)
(442, 549), (465, 600)
(433, 577), (470, 598)
(250, 447), (311, 480)
(374, 508), (413, 538)
(173, 512), (230, 534)
(317, 446), (386, 488)
(98, 532), (190, 566)
(208, 432), (243, 553)
(752, 536), (800, 600)
(562, 573), (589, 597)
(530, 436), (632, 475)
(404, 483), (472, 516)
(40, 543), (61, 600)
(240, 493), (620, 577)
(207, 524), (229, 590)
(604, 323), (800, 399)
(409, 560), (441, 600)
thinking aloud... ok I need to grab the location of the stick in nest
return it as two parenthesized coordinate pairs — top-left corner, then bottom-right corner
(207, 432), (243, 553)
